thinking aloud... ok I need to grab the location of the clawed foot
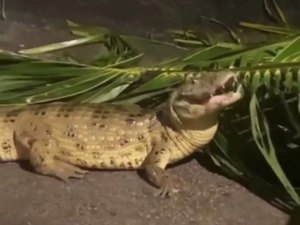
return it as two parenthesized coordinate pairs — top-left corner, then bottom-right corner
(53, 161), (89, 183)
(145, 165), (179, 198)
(35, 160), (89, 183)
(155, 182), (179, 198)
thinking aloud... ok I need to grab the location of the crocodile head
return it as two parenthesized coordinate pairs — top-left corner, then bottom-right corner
(166, 70), (243, 130)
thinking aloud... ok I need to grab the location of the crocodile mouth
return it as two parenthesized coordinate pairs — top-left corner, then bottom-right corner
(197, 75), (240, 105)
(214, 75), (239, 95)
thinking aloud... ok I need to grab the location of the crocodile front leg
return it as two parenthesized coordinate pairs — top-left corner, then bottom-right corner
(143, 145), (178, 197)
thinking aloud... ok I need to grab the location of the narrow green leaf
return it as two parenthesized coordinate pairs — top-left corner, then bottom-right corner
(77, 73), (139, 103)
(19, 35), (105, 55)
(125, 71), (182, 95)
(25, 70), (121, 103)
(172, 39), (205, 47)
(160, 44), (240, 69)
(270, 0), (288, 25)
(250, 94), (300, 205)
(272, 35), (300, 62)
(200, 16), (242, 44)
(0, 78), (45, 92)
(67, 20), (112, 37)
(239, 22), (297, 35)
(105, 53), (144, 68)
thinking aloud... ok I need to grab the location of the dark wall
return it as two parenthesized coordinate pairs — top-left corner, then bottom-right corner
(5, 0), (300, 32)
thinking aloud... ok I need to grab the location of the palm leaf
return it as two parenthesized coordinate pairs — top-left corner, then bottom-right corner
(250, 93), (300, 204)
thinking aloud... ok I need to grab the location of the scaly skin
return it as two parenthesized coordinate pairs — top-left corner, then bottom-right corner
(0, 70), (243, 197)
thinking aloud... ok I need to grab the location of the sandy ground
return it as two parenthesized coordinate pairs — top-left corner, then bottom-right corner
(0, 156), (289, 225)
(1, 0), (300, 224)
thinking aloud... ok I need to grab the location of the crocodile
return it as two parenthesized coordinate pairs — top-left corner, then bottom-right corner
(0, 70), (243, 197)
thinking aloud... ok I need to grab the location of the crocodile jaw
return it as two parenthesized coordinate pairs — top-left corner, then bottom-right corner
(165, 70), (244, 130)
(204, 73), (244, 111)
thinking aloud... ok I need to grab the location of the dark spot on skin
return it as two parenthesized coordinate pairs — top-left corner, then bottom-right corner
(134, 158), (139, 165)
(39, 156), (45, 163)
(101, 115), (108, 119)
(120, 162), (125, 168)
(57, 114), (61, 117)
(92, 122), (98, 127)
(99, 124), (107, 128)
(75, 143), (85, 150)
(126, 118), (135, 125)
(128, 162), (132, 168)
(46, 129), (51, 135)
(33, 110), (46, 116)
(110, 158), (115, 165)
(120, 139), (129, 146)
(137, 135), (144, 140)
(155, 151), (159, 155)
(92, 152), (102, 158)
(64, 114), (70, 118)
(45, 150), (50, 155)
(60, 150), (72, 157)
(6, 110), (20, 117)
(9, 119), (15, 123)
(64, 128), (76, 138)
(100, 162), (105, 167)
(136, 113), (144, 117)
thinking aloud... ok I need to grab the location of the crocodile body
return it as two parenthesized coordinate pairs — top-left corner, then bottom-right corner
(0, 71), (243, 196)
